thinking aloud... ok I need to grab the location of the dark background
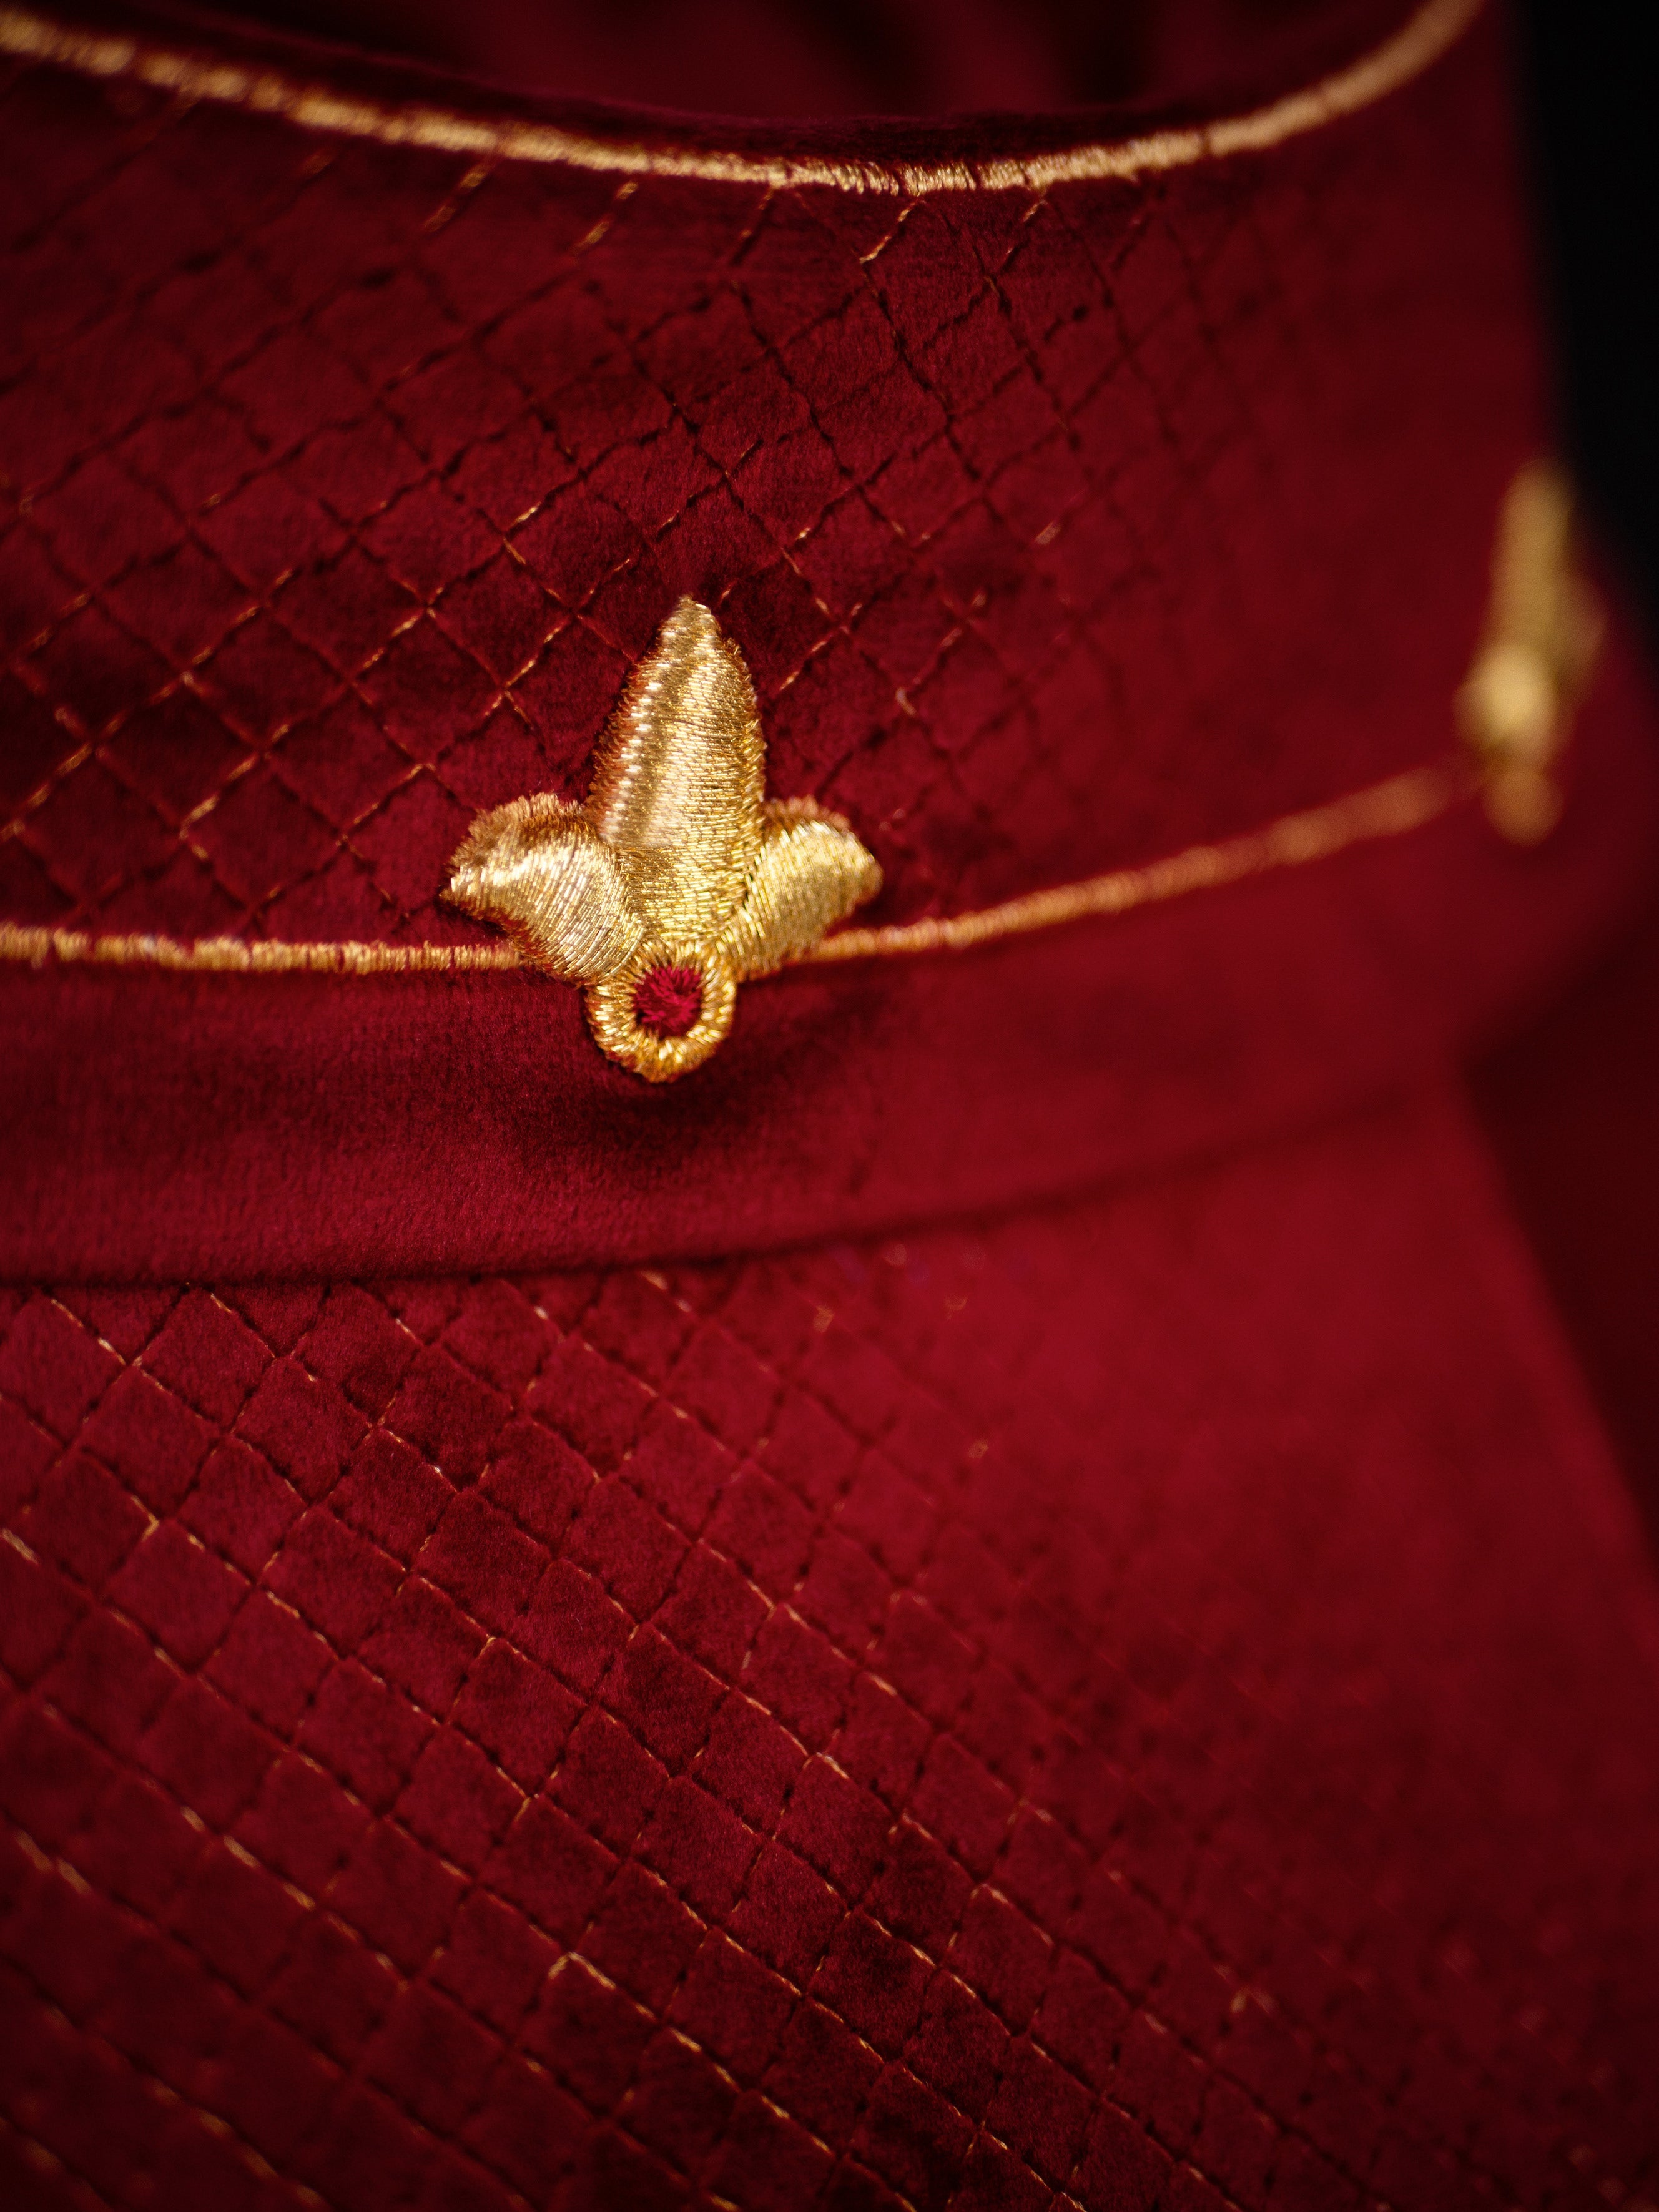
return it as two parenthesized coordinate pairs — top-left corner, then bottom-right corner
(1475, 0), (1659, 1543)
(1514, 1), (1657, 611)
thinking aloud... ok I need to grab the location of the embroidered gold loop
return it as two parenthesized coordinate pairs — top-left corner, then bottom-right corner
(586, 942), (739, 1081)
(445, 599), (881, 1079)
(1459, 461), (1602, 845)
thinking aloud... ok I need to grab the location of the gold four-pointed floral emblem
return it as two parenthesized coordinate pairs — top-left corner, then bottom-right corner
(446, 600), (882, 1079)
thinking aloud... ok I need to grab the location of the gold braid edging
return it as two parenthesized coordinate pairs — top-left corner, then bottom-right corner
(808, 761), (1464, 960)
(0, 930), (520, 975)
(0, 0), (1482, 197)
(0, 758), (1471, 981)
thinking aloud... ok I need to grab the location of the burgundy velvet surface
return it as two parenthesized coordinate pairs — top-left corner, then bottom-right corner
(2, 7), (1537, 953)
(7, 0), (1659, 2206)
(5, 642), (1658, 1282)
(1473, 872), (1659, 1543)
(175, 0), (1410, 127)
(42, 0), (1419, 151)
(6, 1085), (1659, 2212)
(4, 0), (1644, 1282)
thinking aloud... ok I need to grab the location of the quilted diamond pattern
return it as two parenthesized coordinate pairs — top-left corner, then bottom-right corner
(4, 1086), (1659, 2209)
(2, 17), (1535, 946)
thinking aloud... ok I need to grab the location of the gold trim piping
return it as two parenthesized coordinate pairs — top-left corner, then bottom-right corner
(0, 757), (1470, 981)
(0, 0), (1482, 196)
(807, 760), (1463, 958)
(0, 928), (519, 975)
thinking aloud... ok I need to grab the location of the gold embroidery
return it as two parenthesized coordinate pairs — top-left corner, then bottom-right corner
(0, 760), (1466, 985)
(0, 469), (1601, 1000)
(0, 0), (1482, 197)
(0, 926), (518, 974)
(443, 599), (881, 1078)
(1458, 461), (1602, 845)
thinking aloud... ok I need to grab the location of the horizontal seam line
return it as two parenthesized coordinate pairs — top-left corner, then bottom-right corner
(0, 755), (1473, 978)
(0, 0), (1482, 196)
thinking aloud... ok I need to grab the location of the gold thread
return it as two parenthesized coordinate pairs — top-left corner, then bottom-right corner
(805, 762), (1467, 960)
(586, 945), (739, 1081)
(443, 598), (882, 1076)
(0, 927), (519, 973)
(0, 0), (1482, 197)
(0, 759), (1470, 983)
(0, 467), (1598, 1015)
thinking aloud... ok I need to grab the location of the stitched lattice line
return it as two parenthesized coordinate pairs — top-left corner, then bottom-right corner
(0, 758), (1467, 978)
(6, 1150), (1654, 2203)
(1, 49), (1503, 954)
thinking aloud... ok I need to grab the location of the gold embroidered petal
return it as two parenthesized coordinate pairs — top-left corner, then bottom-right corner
(586, 598), (767, 943)
(445, 795), (644, 979)
(722, 800), (884, 980)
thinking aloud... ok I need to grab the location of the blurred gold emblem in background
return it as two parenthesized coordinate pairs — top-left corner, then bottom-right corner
(1459, 461), (1602, 846)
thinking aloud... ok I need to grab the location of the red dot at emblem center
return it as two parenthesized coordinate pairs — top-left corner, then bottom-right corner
(633, 963), (704, 1037)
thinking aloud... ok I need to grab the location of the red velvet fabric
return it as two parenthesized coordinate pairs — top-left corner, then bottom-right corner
(4, 649), (1657, 1281)
(4, 0), (1592, 1278)
(1473, 870), (1659, 1543)
(6, 0), (1659, 2206)
(1, 4), (1537, 953)
(6, 1085), (1659, 2212)
(177, 0), (1410, 125)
